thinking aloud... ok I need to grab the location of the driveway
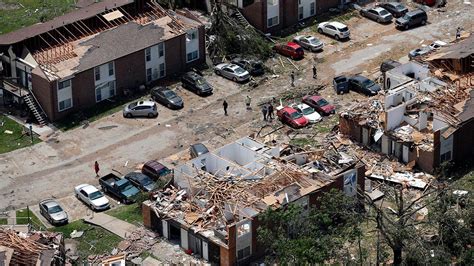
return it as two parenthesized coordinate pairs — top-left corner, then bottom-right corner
(0, 1), (472, 210)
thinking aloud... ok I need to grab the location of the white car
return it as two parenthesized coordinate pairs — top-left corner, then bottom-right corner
(214, 63), (250, 82)
(74, 184), (110, 211)
(317, 21), (350, 40)
(293, 35), (324, 51)
(293, 103), (322, 123)
(428, 40), (447, 51)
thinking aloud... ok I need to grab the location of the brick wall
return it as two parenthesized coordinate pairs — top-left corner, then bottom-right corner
(115, 49), (146, 93)
(185, 26), (206, 69)
(453, 119), (474, 163)
(220, 224), (236, 266)
(316, 0), (340, 14)
(165, 35), (186, 78)
(241, 0), (265, 32)
(31, 72), (55, 120)
(142, 202), (152, 228)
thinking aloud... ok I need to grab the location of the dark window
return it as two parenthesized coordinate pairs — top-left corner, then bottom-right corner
(94, 67), (100, 81)
(145, 48), (151, 62)
(108, 62), (114, 76)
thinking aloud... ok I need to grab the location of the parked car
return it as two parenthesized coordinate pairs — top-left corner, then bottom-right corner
(142, 160), (171, 180)
(378, 2), (408, 18)
(349, 75), (381, 96)
(124, 172), (156, 192)
(214, 63), (250, 82)
(395, 9), (427, 30)
(380, 59), (401, 73)
(428, 40), (447, 50)
(292, 103), (322, 123)
(99, 173), (140, 204)
(302, 95), (336, 115)
(181, 71), (213, 96)
(273, 42), (304, 59)
(292, 35), (324, 52)
(317, 21), (350, 40)
(190, 143), (209, 158)
(360, 7), (393, 23)
(74, 184), (110, 211)
(276, 106), (309, 128)
(151, 87), (184, 109)
(123, 100), (158, 118)
(408, 46), (431, 59)
(230, 58), (265, 76)
(39, 199), (68, 225)
(333, 76), (350, 94)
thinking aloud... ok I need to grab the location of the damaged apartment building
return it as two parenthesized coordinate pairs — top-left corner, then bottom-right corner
(142, 137), (365, 265)
(0, 0), (205, 123)
(340, 37), (474, 174)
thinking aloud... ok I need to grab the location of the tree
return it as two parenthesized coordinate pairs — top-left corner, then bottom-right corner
(257, 189), (363, 264)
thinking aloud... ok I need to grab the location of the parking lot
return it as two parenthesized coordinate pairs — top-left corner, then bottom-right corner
(0, 1), (472, 219)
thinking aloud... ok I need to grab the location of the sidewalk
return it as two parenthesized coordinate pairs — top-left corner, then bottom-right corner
(84, 213), (137, 238)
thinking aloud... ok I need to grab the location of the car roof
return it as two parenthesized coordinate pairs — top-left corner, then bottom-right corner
(352, 75), (370, 81)
(191, 143), (209, 153)
(185, 71), (201, 78)
(80, 184), (99, 194)
(282, 106), (298, 113)
(373, 7), (386, 12)
(407, 9), (425, 15)
(296, 103), (311, 109)
(135, 100), (155, 106)
(286, 42), (300, 48)
(144, 160), (168, 170)
(328, 21), (347, 28)
(309, 95), (323, 101)
(228, 64), (240, 69)
(42, 199), (59, 208)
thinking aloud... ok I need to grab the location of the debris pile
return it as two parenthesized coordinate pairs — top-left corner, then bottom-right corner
(0, 229), (65, 265)
(119, 228), (159, 257)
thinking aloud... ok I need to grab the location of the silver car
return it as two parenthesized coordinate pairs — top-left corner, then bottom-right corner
(123, 100), (158, 118)
(293, 35), (324, 52)
(74, 184), (110, 211)
(360, 7), (393, 23)
(39, 199), (68, 225)
(214, 63), (250, 82)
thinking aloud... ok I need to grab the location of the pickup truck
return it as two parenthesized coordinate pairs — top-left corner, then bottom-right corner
(99, 173), (140, 204)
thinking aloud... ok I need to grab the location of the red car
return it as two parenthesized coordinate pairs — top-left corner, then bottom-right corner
(276, 106), (309, 128)
(273, 42), (304, 60)
(302, 95), (336, 116)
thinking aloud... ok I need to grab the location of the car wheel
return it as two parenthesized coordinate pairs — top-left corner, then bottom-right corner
(335, 34), (340, 40)
(125, 113), (132, 118)
(103, 187), (108, 193)
(317, 28), (323, 34)
(421, 20), (426, 25)
(377, 18), (381, 23)
(232, 77), (237, 82)
(215, 70), (221, 76)
(167, 103), (172, 108)
(90, 203), (94, 210)
(404, 24), (409, 30)
(148, 113), (154, 118)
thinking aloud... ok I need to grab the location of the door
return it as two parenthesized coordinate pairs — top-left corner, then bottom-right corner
(202, 241), (209, 260)
(326, 25), (336, 35)
(298, 6), (304, 20)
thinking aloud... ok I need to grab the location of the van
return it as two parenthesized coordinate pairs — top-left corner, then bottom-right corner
(395, 9), (427, 30)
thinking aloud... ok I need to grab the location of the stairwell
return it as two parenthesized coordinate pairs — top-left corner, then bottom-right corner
(24, 93), (47, 126)
(234, 9), (251, 29)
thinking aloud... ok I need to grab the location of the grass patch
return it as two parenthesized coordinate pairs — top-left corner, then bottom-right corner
(290, 138), (313, 148)
(51, 220), (122, 259)
(106, 203), (143, 226)
(0, 218), (7, 225)
(0, 0), (78, 34)
(314, 115), (339, 134)
(16, 208), (42, 228)
(0, 114), (41, 154)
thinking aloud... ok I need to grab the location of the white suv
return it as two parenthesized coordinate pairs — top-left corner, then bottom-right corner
(317, 21), (350, 40)
(123, 100), (158, 118)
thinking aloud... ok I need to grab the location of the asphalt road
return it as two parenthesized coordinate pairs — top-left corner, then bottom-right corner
(0, 2), (472, 211)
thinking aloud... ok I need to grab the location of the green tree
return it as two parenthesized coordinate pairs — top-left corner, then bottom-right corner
(257, 189), (362, 264)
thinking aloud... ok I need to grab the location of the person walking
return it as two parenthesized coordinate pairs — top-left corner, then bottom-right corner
(312, 64), (317, 79)
(223, 100), (228, 116)
(261, 105), (268, 121)
(290, 71), (295, 87)
(94, 161), (100, 177)
(245, 95), (252, 110)
(456, 27), (462, 40)
(267, 103), (274, 120)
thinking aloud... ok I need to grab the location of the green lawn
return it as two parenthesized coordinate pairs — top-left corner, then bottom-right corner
(16, 208), (43, 228)
(106, 203), (143, 226)
(0, 218), (7, 225)
(0, 115), (41, 154)
(51, 220), (122, 259)
(0, 0), (78, 34)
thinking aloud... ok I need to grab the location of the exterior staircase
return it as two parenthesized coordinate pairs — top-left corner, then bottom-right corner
(234, 10), (251, 29)
(24, 93), (47, 126)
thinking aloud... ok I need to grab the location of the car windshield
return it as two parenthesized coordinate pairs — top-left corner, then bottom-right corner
(196, 78), (205, 85)
(252, 62), (263, 69)
(402, 14), (411, 20)
(290, 112), (303, 119)
(89, 191), (103, 200)
(296, 48), (304, 53)
(301, 106), (315, 115)
(362, 79), (375, 87)
(308, 37), (319, 44)
(339, 27), (349, 32)
(234, 67), (246, 74)
(396, 4), (405, 10)
(129, 102), (138, 108)
(380, 10), (389, 16)
(163, 90), (176, 98)
(48, 205), (63, 214)
(317, 99), (329, 107)
(138, 176), (153, 186)
(118, 182), (134, 191)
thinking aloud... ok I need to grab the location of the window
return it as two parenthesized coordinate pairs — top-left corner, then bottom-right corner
(58, 98), (72, 111)
(267, 16), (279, 27)
(440, 151), (451, 162)
(146, 68), (152, 82)
(159, 63), (165, 78)
(237, 246), (251, 260)
(298, 6), (303, 20)
(187, 31), (197, 41)
(267, 0), (278, 6)
(145, 47), (151, 62)
(108, 62), (114, 76)
(158, 43), (164, 57)
(94, 66), (100, 81)
(109, 81), (115, 96)
(58, 79), (71, 90)
(310, 2), (315, 15)
(96, 87), (102, 102)
(187, 50), (199, 62)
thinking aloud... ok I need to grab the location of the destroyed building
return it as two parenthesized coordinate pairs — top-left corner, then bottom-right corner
(0, 0), (205, 123)
(142, 137), (365, 265)
(340, 41), (474, 174)
(0, 229), (65, 265)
